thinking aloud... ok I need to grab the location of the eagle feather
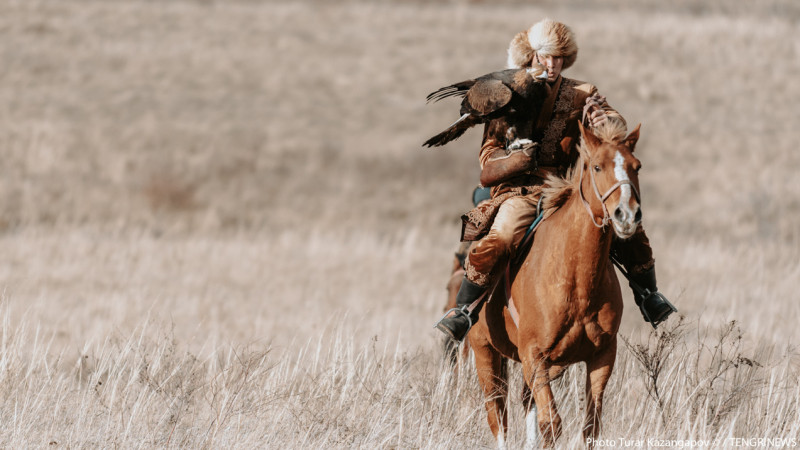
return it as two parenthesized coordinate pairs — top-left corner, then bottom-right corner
(423, 64), (549, 148)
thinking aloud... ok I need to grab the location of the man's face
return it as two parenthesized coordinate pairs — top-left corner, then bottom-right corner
(535, 54), (563, 83)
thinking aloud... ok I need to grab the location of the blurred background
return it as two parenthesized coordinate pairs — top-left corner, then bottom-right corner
(1, 0), (799, 360)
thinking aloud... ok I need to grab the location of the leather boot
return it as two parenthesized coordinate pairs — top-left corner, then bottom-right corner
(435, 278), (488, 342)
(629, 266), (677, 328)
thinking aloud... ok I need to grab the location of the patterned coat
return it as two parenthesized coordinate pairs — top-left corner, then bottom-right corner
(461, 75), (625, 241)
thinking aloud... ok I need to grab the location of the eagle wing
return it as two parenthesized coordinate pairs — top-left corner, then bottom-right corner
(423, 69), (525, 148)
(422, 113), (481, 148)
(463, 79), (513, 116)
(426, 80), (474, 103)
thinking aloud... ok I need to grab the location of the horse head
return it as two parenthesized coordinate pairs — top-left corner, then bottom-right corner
(577, 121), (642, 239)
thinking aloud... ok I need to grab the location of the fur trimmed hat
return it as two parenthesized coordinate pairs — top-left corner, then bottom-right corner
(506, 18), (578, 70)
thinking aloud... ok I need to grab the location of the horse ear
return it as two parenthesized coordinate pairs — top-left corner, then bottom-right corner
(559, 136), (572, 155)
(578, 121), (601, 154)
(624, 123), (641, 152)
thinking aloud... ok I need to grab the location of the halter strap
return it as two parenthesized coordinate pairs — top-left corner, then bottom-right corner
(578, 161), (640, 228)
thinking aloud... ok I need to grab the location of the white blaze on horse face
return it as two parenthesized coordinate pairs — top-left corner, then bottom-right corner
(525, 406), (539, 450)
(614, 151), (632, 204)
(612, 150), (638, 237)
(614, 152), (634, 212)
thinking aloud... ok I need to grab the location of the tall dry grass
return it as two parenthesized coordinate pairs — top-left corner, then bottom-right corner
(0, 0), (799, 447)
(2, 307), (798, 448)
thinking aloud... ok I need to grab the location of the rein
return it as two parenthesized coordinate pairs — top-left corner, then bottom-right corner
(578, 160), (640, 228)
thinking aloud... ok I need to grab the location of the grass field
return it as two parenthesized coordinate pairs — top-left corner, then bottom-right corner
(1, 0), (799, 447)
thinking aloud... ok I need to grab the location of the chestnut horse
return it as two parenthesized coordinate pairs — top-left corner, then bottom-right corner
(468, 121), (642, 448)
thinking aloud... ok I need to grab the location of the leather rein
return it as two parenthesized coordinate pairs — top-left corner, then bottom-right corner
(578, 159), (640, 228)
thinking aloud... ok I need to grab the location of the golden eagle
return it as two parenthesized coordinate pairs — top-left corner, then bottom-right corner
(423, 64), (550, 148)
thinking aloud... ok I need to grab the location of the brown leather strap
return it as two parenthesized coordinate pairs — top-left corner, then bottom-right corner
(578, 160), (641, 228)
(465, 290), (489, 315)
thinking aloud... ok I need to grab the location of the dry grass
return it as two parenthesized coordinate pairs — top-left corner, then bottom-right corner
(1, 0), (799, 447)
(2, 308), (798, 448)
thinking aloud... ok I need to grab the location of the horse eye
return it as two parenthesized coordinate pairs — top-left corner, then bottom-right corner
(594, 165), (601, 172)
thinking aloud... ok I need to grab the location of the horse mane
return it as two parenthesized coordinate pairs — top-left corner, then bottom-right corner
(539, 120), (628, 217)
(540, 166), (577, 218)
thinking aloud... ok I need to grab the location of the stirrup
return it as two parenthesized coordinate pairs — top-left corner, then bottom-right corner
(639, 291), (678, 329)
(434, 306), (474, 329)
(434, 306), (473, 341)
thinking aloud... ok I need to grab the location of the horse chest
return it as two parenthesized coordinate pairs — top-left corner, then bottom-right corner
(524, 298), (616, 363)
(540, 321), (614, 363)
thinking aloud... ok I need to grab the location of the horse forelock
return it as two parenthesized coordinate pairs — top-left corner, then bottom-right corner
(576, 120), (627, 153)
(591, 120), (628, 144)
(576, 120), (632, 168)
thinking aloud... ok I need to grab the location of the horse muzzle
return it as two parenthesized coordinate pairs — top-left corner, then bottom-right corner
(611, 203), (641, 239)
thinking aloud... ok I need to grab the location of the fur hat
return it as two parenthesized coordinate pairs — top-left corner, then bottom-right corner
(506, 18), (578, 70)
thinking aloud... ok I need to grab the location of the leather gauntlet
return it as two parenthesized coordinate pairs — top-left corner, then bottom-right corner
(479, 143), (538, 187)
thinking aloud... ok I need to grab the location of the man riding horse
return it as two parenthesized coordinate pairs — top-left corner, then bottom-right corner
(436, 18), (676, 342)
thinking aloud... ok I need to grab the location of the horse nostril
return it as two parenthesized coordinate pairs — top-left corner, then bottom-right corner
(614, 206), (625, 221)
(634, 207), (642, 223)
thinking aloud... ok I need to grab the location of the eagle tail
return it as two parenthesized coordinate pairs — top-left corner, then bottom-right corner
(425, 81), (473, 104)
(423, 114), (473, 148)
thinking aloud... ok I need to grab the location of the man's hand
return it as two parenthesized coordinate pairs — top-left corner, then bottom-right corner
(583, 94), (608, 128)
(517, 140), (538, 158)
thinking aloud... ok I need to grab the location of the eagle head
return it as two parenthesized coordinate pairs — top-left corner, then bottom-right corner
(526, 63), (549, 81)
(511, 63), (549, 99)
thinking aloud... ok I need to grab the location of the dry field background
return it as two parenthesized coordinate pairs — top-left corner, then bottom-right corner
(1, 0), (799, 447)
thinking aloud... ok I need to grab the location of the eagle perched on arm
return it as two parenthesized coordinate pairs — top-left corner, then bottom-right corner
(423, 64), (550, 149)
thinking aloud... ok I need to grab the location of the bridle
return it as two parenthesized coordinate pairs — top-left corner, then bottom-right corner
(578, 158), (640, 228)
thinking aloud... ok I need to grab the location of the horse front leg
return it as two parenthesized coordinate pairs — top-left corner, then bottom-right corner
(523, 357), (562, 448)
(521, 382), (538, 450)
(584, 338), (616, 447)
(472, 337), (510, 449)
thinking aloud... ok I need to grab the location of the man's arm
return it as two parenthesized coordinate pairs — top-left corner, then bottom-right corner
(582, 86), (626, 129)
(479, 146), (537, 187)
(478, 119), (537, 187)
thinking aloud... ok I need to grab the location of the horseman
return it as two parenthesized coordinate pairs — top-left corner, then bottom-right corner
(436, 18), (676, 342)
